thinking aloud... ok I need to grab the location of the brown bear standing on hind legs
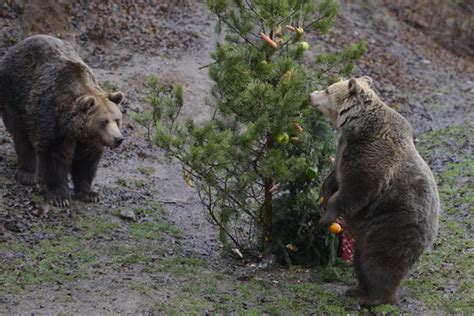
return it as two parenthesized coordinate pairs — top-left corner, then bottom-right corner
(310, 76), (439, 306)
(0, 35), (125, 207)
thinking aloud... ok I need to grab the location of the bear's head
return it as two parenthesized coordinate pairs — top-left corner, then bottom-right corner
(309, 76), (374, 126)
(77, 91), (125, 148)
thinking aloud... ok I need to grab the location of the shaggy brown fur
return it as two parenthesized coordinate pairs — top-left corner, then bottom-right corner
(0, 35), (125, 207)
(310, 77), (439, 305)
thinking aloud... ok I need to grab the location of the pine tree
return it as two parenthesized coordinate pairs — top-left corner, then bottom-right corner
(139, 0), (366, 265)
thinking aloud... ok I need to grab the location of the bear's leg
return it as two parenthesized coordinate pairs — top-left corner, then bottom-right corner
(71, 143), (103, 203)
(321, 168), (338, 209)
(345, 244), (368, 298)
(38, 149), (70, 207)
(357, 259), (403, 306)
(356, 230), (424, 306)
(1, 111), (36, 185)
(12, 131), (37, 185)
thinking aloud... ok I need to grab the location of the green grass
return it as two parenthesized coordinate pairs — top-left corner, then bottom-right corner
(129, 203), (182, 240)
(138, 165), (156, 176)
(101, 80), (119, 93)
(75, 215), (119, 239)
(0, 236), (95, 291)
(147, 266), (352, 315)
(160, 256), (208, 275)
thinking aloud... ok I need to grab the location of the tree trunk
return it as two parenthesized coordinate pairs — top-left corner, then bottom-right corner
(261, 134), (273, 255)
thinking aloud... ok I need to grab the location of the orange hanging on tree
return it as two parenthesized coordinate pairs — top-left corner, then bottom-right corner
(329, 222), (342, 234)
(261, 33), (278, 49)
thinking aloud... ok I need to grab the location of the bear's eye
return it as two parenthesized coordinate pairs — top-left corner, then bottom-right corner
(325, 89), (329, 95)
(100, 119), (109, 128)
(115, 119), (120, 126)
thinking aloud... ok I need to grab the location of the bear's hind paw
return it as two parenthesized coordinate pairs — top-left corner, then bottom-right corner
(359, 295), (399, 306)
(15, 170), (35, 186)
(345, 286), (366, 298)
(75, 191), (99, 203)
(48, 195), (71, 208)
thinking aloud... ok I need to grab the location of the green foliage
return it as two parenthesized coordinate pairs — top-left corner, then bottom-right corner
(131, 76), (184, 140)
(148, 0), (365, 264)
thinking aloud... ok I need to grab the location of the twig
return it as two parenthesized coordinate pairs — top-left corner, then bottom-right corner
(198, 61), (217, 70)
(244, 0), (266, 34)
(215, 12), (258, 48)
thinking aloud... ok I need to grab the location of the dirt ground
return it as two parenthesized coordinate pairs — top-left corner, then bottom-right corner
(0, 0), (473, 314)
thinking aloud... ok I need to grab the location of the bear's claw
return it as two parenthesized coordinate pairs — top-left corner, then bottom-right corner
(15, 170), (35, 186)
(75, 191), (99, 203)
(49, 197), (70, 208)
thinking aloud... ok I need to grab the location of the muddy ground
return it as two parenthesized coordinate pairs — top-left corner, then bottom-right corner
(0, 0), (473, 314)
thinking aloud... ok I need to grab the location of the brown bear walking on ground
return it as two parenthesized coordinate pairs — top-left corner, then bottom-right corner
(0, 35), (125, 207)
(310, 77), (439, 305)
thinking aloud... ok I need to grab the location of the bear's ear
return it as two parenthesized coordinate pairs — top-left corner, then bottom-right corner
(108, 91), (124, 104)
(77, 95), (96, 112)
(348, 78), (360, 94)
(362, 76), (373, 86)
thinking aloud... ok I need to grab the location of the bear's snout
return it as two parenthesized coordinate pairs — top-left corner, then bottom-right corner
(114, 137), (124, 147)
(309, 91), (321, 108)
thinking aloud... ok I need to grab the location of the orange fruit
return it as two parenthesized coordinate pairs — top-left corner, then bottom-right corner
(329, 222), (342, 234)
(261, 33), (278, 49)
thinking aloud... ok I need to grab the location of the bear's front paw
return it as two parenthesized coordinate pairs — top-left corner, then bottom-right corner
(15, 170), (35, 186)
(319, 211), (337, 227)
(75, 191), (99, 203)
(48, 192), (71, 208)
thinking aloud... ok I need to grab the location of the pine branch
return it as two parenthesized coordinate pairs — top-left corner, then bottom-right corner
(198, 185), (249, 255)
(244, 0), (266, 34)
(215, 12), (258, 48)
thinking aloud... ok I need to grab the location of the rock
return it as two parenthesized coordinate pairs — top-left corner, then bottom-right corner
(118, 209), (137, 221)
(460, 80), (473, 93)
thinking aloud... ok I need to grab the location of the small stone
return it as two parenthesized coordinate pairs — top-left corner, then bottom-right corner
(118, 209), (137, 221)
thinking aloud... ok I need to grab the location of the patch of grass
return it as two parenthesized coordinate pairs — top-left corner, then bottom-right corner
(116, 177), (128, 187)
(101, 80), (119, 93)
(310, 260), (354, 284)
(0, 236), (95, 291)
(416, 124), (472, 165)
(115, 177), (147, 189)
(129, 203), (182, 240)
(132, 179), (146, 189)
(75, 215), (119, 239)
(116, 253), (152, 265)
(160, 295), (211, 315)
(160, 256), (208, 275)
(370, 304), (401, 314)
(104, 242), (165, 267)
(138, 165), (155, 176)
(130, 221), (163, 240)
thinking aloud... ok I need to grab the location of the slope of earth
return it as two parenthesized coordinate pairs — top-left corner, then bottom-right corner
(0, 0), (472, 314)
